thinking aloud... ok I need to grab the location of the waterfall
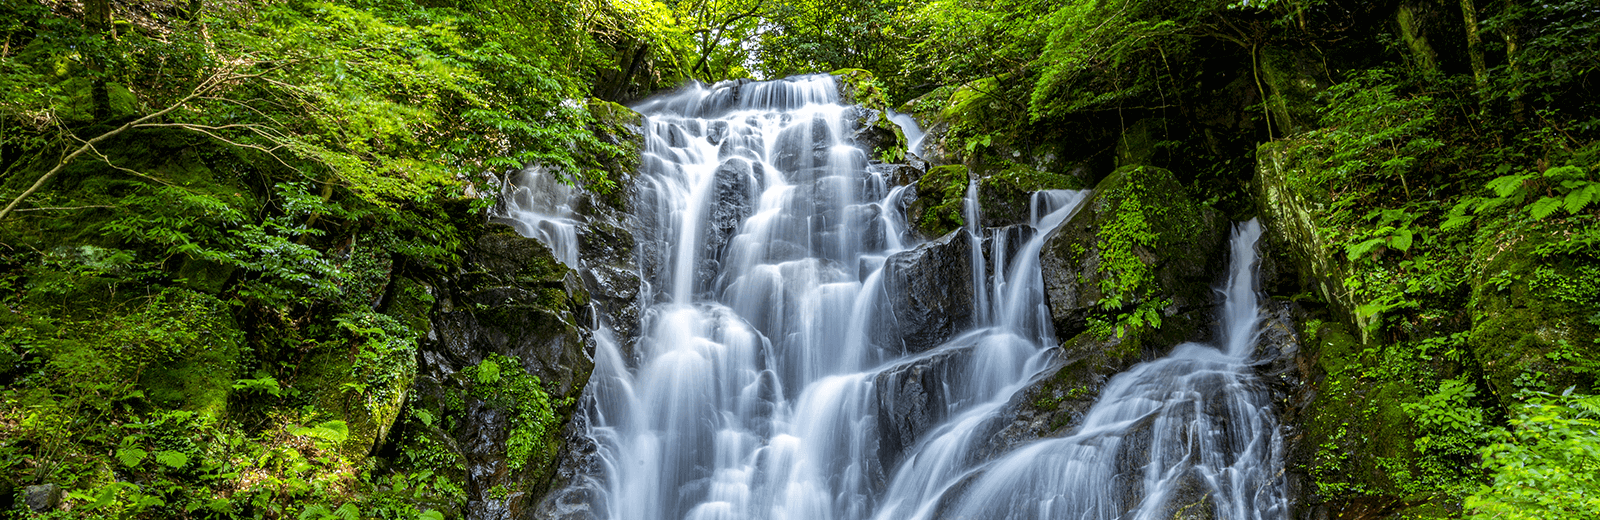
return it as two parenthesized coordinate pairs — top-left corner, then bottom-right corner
(568, 75), (1285, 520)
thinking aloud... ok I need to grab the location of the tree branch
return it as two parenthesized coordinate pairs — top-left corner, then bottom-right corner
(0, 70), (235, 220)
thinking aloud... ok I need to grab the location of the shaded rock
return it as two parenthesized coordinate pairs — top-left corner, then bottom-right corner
(905, 165), (969, 240)
(532, 409), (610, 520)
(881, 228), (975, 353)
(24, 484), (61, 512)
(1160, 471), (1217, 520)
(976, 164), (1087, 228)
(874, 346), (974, 473)
(772, 114), (836, 176)
(694, 157), (759, 296)
(848, 106), (907, 163)
(419, 224), (594, 520)
(1039, 165), (1226, 342)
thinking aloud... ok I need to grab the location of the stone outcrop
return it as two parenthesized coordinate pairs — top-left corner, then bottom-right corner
(880, 228), (976, 353)
(1039, 165), (1227, 342)
(418, 223), (593, 520)
(873, 346), (974, 473)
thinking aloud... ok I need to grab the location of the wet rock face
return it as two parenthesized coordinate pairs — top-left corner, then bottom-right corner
(874, 346), (974, 474)
(421, 225), (594, 520)
(849, 106), (907, 162)
(1039, 165), (1226, 342)
(773, 114), (836, 175)
(880, 228), (975, 353)
(696, 157), (760, 296)
(531, 411), (610, 520)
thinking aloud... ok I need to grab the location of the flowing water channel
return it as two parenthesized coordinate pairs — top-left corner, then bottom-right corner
(521, 75), (1286, 520)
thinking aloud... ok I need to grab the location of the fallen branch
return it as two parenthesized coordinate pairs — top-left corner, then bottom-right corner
(0, 70), (239, 220)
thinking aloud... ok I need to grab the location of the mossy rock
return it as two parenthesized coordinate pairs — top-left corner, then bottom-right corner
(420, 221), (594, 518)
(976, 161), (1086, 227)
(832, 69), (909, 163)
(1039, 165), (1226, 341)
(299, 311), (421, 460)
(383, 277), (436, 337)
(1467, 217), (1600, 407)
(1293, 319), (1429, 514)
(1254, 140), (1377, 339)
(907, 165), (969, 239)
(136, 290), (245, 420)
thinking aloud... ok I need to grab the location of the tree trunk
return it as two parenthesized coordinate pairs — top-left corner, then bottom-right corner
(1459, 0), (1489, 101)
(85, 0), (113, 120)
(612, 43), (650, 101)
(1396, 1), (1440, 75)
(1499, 0), (1526, 122)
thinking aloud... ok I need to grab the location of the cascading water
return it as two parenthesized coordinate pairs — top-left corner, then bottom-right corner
(567, 75), (1286, 520)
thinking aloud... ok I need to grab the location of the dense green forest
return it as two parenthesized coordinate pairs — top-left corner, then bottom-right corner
(0, 0), (1596, 518)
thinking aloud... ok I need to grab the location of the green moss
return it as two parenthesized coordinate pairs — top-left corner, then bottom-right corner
(910, 165), (969, 238)
(1092, 165), (1201, 309)
(1468, 217), (1600, 407)
(461, 354), (568, 475)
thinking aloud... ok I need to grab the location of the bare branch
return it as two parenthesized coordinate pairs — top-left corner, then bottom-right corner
(0, 67), (239, 220)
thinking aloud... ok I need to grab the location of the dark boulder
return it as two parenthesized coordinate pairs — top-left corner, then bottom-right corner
(873, 346), (974, 473)
(1039, 165), (1226, 342)
(24, 484), (61, 512)
(881, 228), (976, 353)
(695, 157), (760, 296)
(772, 114), (836, 176)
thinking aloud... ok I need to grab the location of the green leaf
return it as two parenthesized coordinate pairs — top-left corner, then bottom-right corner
(1543, 165), (1585, 181)
(1346, 237), (1388, 260)
(1564, 184), (1598, 214)
(419, 510), (446, 520)
(415, 408), (435, 428)
(155, 450), (190, 469)
(116, 447), (148, 467)
(1441, 214), (1474, 231)
(1487, 174), (1532, 198)
(82, 482), (136, 509)
(477, 358), (502, 385)
(1530, 196), (1564, 220)
(299, 505), (334, 520)
(333, 503), (360, 520)
(307, 420), (350, 443)
(1387, 228), (1414, 252)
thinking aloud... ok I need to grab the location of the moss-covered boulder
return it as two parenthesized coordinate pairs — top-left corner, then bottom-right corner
(413, 221), (594, 518)
(907, 165), (970, 240)
(834, 69), (910, 163)
(132, 288), (245, 421)
(300, 310), (420, 460)
(1039, 165), (1227, 341)
(1467, 217), (1600, 407)
(976, 162), (1086, 227)
(1254, 140), (1379, 339)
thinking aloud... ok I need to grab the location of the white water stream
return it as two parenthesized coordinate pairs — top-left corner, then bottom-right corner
(548, 75), (1284, 520)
